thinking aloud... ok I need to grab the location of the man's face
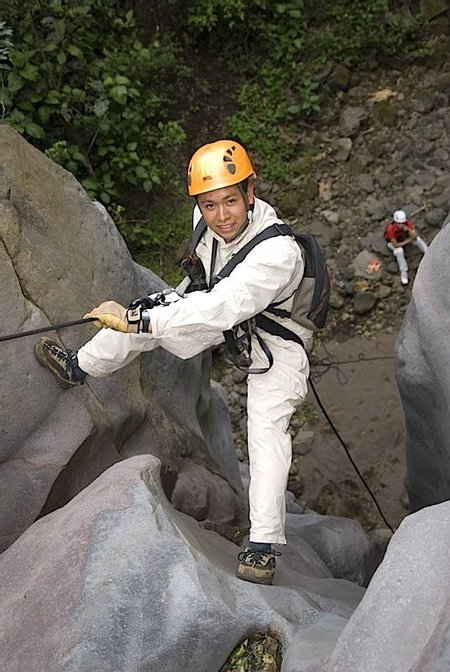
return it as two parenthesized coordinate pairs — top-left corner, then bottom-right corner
(197, 183), (254, 243)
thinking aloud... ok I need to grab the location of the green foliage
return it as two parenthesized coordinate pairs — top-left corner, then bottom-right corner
(0, 0), (435, 281)
(1, 0), (186, 204)
(114, 199), (193, 287)
(187, 0), (247, 31)
(307, 0), (428, 64)
(185, 0), (430, 183)
(219, 632), (281, 672)
(295, 398), (319, 427)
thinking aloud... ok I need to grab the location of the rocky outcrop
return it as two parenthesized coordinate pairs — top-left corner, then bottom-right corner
(2, 455), (449, 672)
(0, 125), (242, 552)
(396, 218), (450, 511)
(271, 55), (450, 339)
(326, 501), (450, 672)
(0, 455), (365, 672)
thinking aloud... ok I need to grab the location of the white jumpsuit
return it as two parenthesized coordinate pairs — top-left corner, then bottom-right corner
(77, 197), (312, 544)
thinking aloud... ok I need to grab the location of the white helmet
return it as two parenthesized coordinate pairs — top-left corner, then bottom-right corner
(394, 210), (407, 223)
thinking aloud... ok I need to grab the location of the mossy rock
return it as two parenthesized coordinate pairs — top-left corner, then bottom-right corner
(372, 100), (397, 126)
(302, 178), (320, 200)
(277, 191), (302, 216)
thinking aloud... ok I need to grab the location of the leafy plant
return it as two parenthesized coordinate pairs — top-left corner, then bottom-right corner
(307, 0), (428, 64)
(0, 0), (434, 282)
(219, 632), (281, 672)
(1, 0), (187, 204)
(185, 0), (430, 184)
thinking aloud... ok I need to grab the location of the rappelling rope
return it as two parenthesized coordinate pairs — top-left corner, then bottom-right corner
(308, 377), (395, 533)
(307, 341), (396, 532)
(0, 317), (96, 342)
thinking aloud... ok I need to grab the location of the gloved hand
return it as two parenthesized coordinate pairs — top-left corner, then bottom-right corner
(84, 301), (129, 332)
(84, 301), (152, 334)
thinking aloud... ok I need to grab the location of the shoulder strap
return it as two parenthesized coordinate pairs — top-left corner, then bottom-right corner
(210, 223), (293, 286)
(255, 313), (304, 349)
(191, 216), (208, 252)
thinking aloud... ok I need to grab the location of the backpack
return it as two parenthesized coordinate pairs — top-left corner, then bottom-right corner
(182, 217), (330, 346)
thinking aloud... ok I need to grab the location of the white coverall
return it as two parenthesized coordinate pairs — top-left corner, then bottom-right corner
(77, 197), (312, 544)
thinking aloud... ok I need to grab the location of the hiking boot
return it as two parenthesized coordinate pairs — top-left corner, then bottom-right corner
(236, 546), (281, 585)
(34, 337), (87, 386)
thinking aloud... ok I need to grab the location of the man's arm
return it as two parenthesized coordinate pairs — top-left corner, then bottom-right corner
(84, 236), (303, 338)
(387, 223), (414, 247)
(148, 236), (303, 340)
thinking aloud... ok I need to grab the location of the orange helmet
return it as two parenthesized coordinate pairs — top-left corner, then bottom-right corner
(187, 140), (255, 196)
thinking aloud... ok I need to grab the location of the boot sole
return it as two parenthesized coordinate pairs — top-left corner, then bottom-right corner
(236, 565), (274, 585)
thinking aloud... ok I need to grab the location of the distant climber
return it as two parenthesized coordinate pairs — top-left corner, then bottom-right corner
(383, 210), (428, 286)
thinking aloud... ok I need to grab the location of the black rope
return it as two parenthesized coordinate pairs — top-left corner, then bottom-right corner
(0, 317), (96, 342)
(308, 377), (395, 533)
(309, 341), (395, 384)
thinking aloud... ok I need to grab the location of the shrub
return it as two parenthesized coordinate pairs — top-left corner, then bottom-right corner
(1, 0), (186, 204)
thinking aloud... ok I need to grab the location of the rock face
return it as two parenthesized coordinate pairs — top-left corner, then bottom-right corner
(0, 126), (242, 552)
(3, 121), (450, 671)
(325, 501), (450, 672)
(396, 221), (450, 511)
(2, 455), (449, 672)
(0, 455), (365, 672)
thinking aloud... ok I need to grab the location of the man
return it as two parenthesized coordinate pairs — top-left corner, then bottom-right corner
(384, 209), (428, 285)
(35, 140), (312, 585)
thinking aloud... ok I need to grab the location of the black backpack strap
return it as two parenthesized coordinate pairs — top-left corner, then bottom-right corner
(181, 216), (209, 294)
(191, 216), (208, 252)
(255, 313), (304, 349)
(210, 223), (293, 286)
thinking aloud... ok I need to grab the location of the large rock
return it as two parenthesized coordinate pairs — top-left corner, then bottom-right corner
(326, 501), (450, 672)
(0, 455), (364, 672)
(0, 126), (242, 552)
(396, 221), (450, 511)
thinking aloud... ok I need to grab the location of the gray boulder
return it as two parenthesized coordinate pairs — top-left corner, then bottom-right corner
(0, 455), (364, 672)
(0, 125), (242, 552)
(396, 221), (450, 511)
(326, 501), (450, 672)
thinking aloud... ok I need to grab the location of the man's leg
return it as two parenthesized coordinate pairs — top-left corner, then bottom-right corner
(387, 242), (409, 285)
(413, 237), (428, 254)
(237, 336), (309, 584)
(35, 323), (224, 385)
(35, 328), (159, 386)
(77, 328), (158, 376)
